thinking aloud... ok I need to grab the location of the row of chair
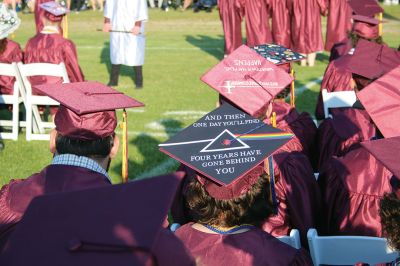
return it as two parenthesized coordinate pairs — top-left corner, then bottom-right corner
(0, 62), (70, 141)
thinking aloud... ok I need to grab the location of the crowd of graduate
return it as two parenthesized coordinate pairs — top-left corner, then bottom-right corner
(0, 0), (399, 265)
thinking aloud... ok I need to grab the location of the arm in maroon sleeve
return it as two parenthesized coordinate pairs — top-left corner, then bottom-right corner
(62, 40), (85, 82)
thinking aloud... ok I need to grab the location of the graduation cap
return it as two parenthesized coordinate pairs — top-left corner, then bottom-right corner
(0, 172), (191, 266)
(252, 43), (305, 65)
(201, 45), (294, 117)
(348, 0), (383, 17)
(361, 137), (400, 180)
(40, 1), (69, 22)
(345, 39), (400, 80)
(352, 15), (381, 39)
(0, 3), (20, 39)
(356, 66), (400, 138)
(33, 81), (144, 182)
(159, 103), (293, 200)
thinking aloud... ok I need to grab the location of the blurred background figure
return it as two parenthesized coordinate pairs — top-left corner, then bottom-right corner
(3, 0), (22, 11)
(90, 0), (103, 11)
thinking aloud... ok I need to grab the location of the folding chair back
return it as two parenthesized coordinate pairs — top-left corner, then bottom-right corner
(307, 228), (399, 265)
(322, 89), (357, 119)
(0, 62), (23, 140)
(16, 62), (70, 141)
(277, 229), (301, 249)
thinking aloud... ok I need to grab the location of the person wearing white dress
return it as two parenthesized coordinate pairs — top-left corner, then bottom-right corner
(103, 0), (148, 88)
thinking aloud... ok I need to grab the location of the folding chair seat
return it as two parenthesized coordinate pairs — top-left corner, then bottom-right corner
(321, 89), (357, 119)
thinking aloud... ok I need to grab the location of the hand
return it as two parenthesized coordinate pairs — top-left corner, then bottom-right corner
(131, 25), (141, 35)
(103, 22), (111, 33)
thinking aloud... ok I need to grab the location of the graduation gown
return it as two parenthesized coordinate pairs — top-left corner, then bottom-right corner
(34, 0), (52, 33)
(324, 0), (352, 52)
(217, 0), (244, 55)
(0, 165), (110, 252)
(104, 0), (148, 66)
(318, 146), (394, 237)
(287, 0), (327, 54)
(315, 54), (353, 120)
(0, 39), (23, 95)
(329, 38), (353, 62)
(244, 0), (273, 48)
(264, 102), (318, 166)
(24, 29), (84, 95)
(176, 223), (313, 266)
(269, 0), (291, 48)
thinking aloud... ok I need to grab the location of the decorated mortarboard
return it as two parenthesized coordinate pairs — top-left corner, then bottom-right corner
(159, 104), (293, 200)
(40, 1), (69, 22)
(0, 3), (20, 39)
(251, 43), (305, 65)
(356, 66), (400, 138)
(361, 137), (400, 179)
(33, 81), (144, 182)
(348, 0), (383, 17)
(0, 172), (189, 266)
(201, 45), (294, 117)
(346, 39), (400, 80)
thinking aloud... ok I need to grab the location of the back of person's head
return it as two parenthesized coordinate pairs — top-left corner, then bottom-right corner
(55, 134), (115, 158)
(380, 192), (400, 251)
(186, 169), (274, 228)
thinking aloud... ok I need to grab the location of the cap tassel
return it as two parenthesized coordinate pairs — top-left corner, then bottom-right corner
(378, 12), (383, 37)
(270, 112), (277, 128)
(290, 69), (295, 107)
(63, 15), (68, 39)
(265, 157), (278, 214)
(121, 110), (128, 183)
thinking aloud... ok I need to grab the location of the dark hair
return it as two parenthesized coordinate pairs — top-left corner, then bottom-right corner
(380, 193), (400, 251)
(349, 32), (383, 47)
(352, 74), (377, 91)
(0, 39), (8, 54)
(185, 174), (274, 228)
(55, 134), (114, 158)
(275, 86), (291, 100)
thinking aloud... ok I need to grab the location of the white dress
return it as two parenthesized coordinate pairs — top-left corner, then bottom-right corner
(104, 0), (148, 66)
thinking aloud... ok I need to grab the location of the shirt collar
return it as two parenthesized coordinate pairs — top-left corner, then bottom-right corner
(51, 154), (111, 183)
(41, 25), (60, 34)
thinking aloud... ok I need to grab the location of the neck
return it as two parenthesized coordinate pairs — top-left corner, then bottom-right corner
(54, 152), (110, 171)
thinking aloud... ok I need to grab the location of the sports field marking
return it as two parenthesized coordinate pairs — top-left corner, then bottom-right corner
(164, 110), (207, 116)
(135, 158), (178, 179)
(126, 109), (145, 113)
(115, 131), (170, 138)
(77, 45), (222, 51)
(295, 76), (323, 95)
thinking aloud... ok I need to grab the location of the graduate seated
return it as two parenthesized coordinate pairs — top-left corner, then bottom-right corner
(0, 3), (23, 96)
(0, 82), (144, 253)
(318, 67), (400, 237)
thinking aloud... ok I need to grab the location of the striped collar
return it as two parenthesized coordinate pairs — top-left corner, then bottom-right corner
(51, 154), (111, 183)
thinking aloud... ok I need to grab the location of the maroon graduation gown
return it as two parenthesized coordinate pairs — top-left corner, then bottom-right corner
(269, 0), (291, 48)
(218, 0), (245, 55)
(264, 102), (318, 166)
(316, 108), (376, 170)
(34, 0), (52, 33)
(244, 0), (273, 48)
(318, 146), (394, 237)
(329, 38), (353, 62)
(24, 32), (84, 95)
(0, 39), (23, 95)
(287, 0), (327, 54)
(0, 165), (110, 252)
(325, 0), (352, 52)
(176, 223), (313, 266)
(315, 54), (353, 120)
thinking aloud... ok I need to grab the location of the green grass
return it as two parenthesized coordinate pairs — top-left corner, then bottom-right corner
(1, 6), (399, 185)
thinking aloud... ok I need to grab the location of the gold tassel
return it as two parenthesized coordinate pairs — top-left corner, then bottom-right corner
(270, 112), (277, 128)
(63, 15), (68, 39)
(121, 110), (128, 183)
(290, 69), (295, 107)
(378, 12), (383, 37)
(264, 159), (273, 203)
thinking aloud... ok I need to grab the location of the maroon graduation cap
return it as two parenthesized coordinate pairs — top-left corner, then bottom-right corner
(201, 45), (293, 118)
(34, 81), (144, 140)
(0, 172), (188, 266)
(348, 0), (383, 17)
(159, 103), (293, 200)
(352, 15), (381, 39)
(356, 66), (400, 138)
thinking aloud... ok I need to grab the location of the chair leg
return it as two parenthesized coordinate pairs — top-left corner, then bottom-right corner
(26, 101), (32, 141)
(11, 99), (19, 140)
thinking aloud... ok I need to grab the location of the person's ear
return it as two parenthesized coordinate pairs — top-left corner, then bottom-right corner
(49, 129), (57, 154)
(109, 135), (120, 159)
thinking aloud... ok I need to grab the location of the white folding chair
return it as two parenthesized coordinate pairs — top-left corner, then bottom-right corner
(277, 229), (301, 249)
(307, 228), (399, 266)
(0, 62), (23, 140)
(16, 62), (70, 141)
(321, 89), (357, 119)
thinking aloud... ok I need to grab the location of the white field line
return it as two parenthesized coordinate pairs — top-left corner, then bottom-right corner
(77, 46), (222, 50)
(126, 109), (145, 113)
(295, 76), (323, 95)
(135, 158), (179, 179)
(115, 131), (171, 138)
(164, 110), (208, 116)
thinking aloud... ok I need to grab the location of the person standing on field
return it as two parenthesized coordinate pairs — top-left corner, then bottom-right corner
(103, 0), (148, 89)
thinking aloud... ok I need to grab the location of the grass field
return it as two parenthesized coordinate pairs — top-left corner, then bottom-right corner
(0, 5), (399, 185)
